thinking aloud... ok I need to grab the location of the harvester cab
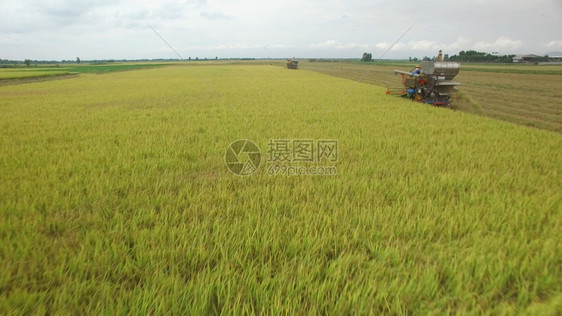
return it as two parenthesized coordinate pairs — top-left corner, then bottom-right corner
(386, 55), (461, 106)
(286, 58), (298, 69)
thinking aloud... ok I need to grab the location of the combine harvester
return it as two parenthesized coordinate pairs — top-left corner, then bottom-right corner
(387, 52), (461, 106)
(286, 58), (298, 69)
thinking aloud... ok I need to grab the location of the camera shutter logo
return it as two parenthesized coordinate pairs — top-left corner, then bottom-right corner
(225, 139), (261, 175)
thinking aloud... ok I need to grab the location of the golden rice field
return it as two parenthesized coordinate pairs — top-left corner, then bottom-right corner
(299, 60), (562, 133)
(0, 64), (561, 314)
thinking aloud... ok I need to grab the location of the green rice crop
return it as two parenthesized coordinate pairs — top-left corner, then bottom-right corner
(0, 69), (70, 79)
(0, 63), (173, 80)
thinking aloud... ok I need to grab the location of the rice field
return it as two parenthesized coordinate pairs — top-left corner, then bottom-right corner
(0, 64), (560, 314)
(0, 63), (173, 81)
(0, 69), (69, 80)
(300, 60), (562, 133)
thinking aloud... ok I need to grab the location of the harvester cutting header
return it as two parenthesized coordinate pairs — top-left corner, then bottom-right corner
(387, 51), (461, 106)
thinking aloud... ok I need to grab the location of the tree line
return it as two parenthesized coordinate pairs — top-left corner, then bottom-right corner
(360, 50), (522, 63)
(447, 50), (515, 63)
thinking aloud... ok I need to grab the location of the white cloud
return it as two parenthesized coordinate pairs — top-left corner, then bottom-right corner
(474, 36), (523, 52)
(444, 37), (472, 52)
(546, 40), (562, 50)
(377, 39), (459, 53)
(385, 36), (523, 56)
(374, 42), (388, 50)
(372, 36), (528, 58)
(409, 40), (439, 51)
(200, 11), (232, 20)
(308, 40), (368, 50)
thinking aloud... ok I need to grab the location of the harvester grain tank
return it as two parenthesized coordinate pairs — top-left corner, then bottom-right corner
(386, 55), (461, 106)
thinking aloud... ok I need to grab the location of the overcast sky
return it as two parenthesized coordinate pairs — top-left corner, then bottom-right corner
(2, 0), (561, 60)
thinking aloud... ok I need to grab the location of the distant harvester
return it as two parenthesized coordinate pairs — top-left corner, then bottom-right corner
(286, 58), (298, 69)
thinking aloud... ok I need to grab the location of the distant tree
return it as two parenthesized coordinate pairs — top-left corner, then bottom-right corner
(76, 57), (80, 64)
(188, 57), (191, 60)
(215, 56), (218, 60)
(24, 59), (31, 66)
(361, 52), (372, 62)
(412, 57), (419, 62)
(409, 57), (412, 62)
(444, 54), (449, 61)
